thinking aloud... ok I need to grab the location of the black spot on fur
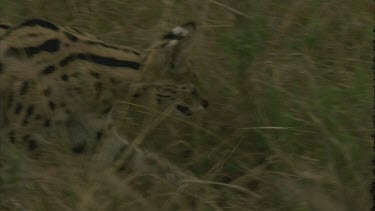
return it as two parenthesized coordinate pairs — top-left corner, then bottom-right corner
(8, 130), (15, 143)
(0, 62), (3, 74)
(48, 101), (55, 110)
(7, 39), (60, 58)
(26, 104), (34, 115)
(72, 144), (85, 154)
(169, 61), (175, 69)
(96, 131), (103, 141)
(102, 106), (112, 114)
(43, 88), (51, 96)
(14, 103), (23, 114)
(22, 135), (37, 150)
(110, 78), (120, 84)
(59, 53), (140, 69)
(19, 19), (59, 31)
(61, 74), (69, 81)
(63, 31), (78, 42)
(27, 139), (37, 150)
(201, 100), (209, 109)
(22, 105), (34, 125)
(43, 119), (51, 127)
(176, 105), (192, 116)
(41, 65), (56, 74)
(90, 71), (101, 78)
(0, 24), (11, 29)
(20, 81), (29, 95)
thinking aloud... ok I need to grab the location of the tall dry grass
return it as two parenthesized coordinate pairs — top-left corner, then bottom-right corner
(0, 0), (372, 210)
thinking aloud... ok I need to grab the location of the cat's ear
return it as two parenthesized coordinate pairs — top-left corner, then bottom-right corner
(141, 22), (196, 77)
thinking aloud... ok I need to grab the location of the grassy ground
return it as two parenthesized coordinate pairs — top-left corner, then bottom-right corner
(0, 0), (372, 210)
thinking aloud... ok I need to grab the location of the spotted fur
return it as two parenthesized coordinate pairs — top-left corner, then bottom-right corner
(0, 19), (207, 183)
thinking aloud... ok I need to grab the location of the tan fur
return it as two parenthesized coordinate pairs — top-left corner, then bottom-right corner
(0, 19), (206, 183)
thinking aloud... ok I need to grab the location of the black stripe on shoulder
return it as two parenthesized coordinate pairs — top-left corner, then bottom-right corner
(59, 53), (140, 69)
(88, 54), (140, 69)
(85, 40), (142, 55)
(0, 62), (3, 74)
(0, 24), (11, 29)
(6, 39), (60, 58)
(19, 19), (59, 31)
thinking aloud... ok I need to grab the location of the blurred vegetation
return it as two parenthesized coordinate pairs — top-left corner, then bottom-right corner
(0, 0), (372, 210)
